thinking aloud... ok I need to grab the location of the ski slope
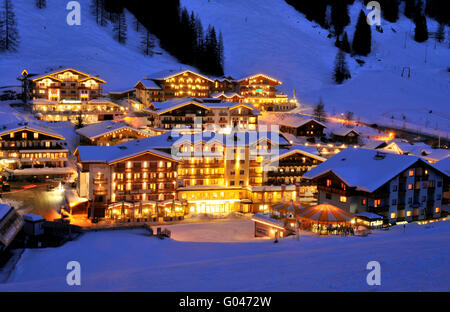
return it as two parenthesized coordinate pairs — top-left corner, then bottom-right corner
(0, 0), (448, 135)
(182, 0), (450, 136)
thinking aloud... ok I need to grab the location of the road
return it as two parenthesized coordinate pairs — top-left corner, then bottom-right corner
(1, 183), (66, 220)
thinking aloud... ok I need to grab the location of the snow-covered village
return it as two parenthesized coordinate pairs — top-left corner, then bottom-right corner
(0, 0), (449, 296)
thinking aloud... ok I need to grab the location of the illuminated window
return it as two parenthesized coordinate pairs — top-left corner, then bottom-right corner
(374, 199), (381, 207)
(435, 207), (441, 213)
(34, 133), (39, 139)
(339, 196), (347, 203)
(361, 198), (366, 205)
(326, 179), (332, 187)
(22, 133), (27, 139)
(408, 184), (413, 190)
(406, 211), (412, 217)
(390, 212), (396, 219)
(408, 170), (414, 177)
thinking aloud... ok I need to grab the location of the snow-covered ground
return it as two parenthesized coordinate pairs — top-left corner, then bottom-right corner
(182, 0), (450, 137)
(0, 219), (448, 291)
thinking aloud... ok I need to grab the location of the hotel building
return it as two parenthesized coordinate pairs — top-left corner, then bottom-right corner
(0, 123), (74, 180)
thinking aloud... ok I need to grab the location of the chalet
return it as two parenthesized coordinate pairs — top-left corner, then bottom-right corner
(265, 145), (326, 191)
(303, 148), (449, 224)
(135, 70), (295, 112)
(435, 157), (450, 206)
(0, 123), (74, 180)
(252, 213), (289, 238)
(149, 98), (260, 132)
(0, 204), (24, 251)
(135, 70), (214, 105)
(237, 74), (290, 111)
(381, 141), (449, 164)
(266, 114), (327, 138)
(331, 127), (360, 144)
(30, 68), (105, 102)
(76, 120), (151, 146)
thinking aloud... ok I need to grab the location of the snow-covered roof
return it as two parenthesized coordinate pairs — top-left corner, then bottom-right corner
(0, 123), (65, 140)
(135, 79), (162, 90)
(268, 144), (325, 164)
(236, 73), (282, 84)
(77, 130), (291, 163)
(303, 148), (449, 193)
(23, 214), (45, 222)
(355, 212), (384, 220)
(435, 156), (450, 174)
(76, 120), (150, 140)
(152, 98), (260, 115)
(363, 140), (388, 150)
(261, 113), (327, 129)
(251, 213), (286, 229)
(332, 127), (360, 137)
(0, 204), (13, 221)
(146, 69), (214, 82)
(211, 91), (243, 98)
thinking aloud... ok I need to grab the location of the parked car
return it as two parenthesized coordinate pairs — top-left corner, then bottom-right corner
(47, 185), (55, 191)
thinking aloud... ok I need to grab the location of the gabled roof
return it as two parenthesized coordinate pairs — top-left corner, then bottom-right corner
(268, 145), (325, 164)
(153, 98), (260, 115)
(263, 113), (327, 129)
(303, 148), (449, 193)
(135, 79), (162, 90)
(211, 91), (243, 98)
(0, 204), (13, 222)
(237, 73), (282, 84)
(332, 127), (360, 137)
(0, 123), (65, 140)
(75, 120), (150, 140)
(32, 68), (105, 83)
(147, 69), (214, 82)
(435, 156), (450, 174)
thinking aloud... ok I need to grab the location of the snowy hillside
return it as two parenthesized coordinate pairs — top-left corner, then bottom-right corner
(0, 0), (187, 92)
(0, 0), (448, 136)
(182, 0), (450, 136)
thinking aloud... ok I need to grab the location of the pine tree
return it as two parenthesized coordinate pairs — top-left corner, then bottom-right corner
(0, 0), (19, 52)
(314, 98), (327, 122)
(352, 10), (371, 56)
(381, 0), (399, 23)
(218, 31), (224, 70)
(113, 12), (127, 44)
(330, 0), (350, 36)
(341, 32), (351, 53)
(404, 0), (416, 19)
(141, 29), (155, 56)
(414, 13), (428, 42)
(91, 0), (107, 26)
(36, 0), (46, 9)
(333, 49), (351, 84)
(133, 16), (141, 32)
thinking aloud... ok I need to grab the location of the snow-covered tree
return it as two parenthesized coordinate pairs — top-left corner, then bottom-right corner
(333, 49), (351, 84)
(0, 0), (19, 52)
(91, 0), (107, 26)
(141, 29), (155, 56)
(113, 12), (127, 44)
(414, 13), (428, 42)
(314, 98), (327, 122)
(352, 10), (371, 56)
(35, 0), (46, 9)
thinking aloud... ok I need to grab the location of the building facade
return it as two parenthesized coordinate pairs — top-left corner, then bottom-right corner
(0, 124), (73, 180)
(304, 148), (449, 224)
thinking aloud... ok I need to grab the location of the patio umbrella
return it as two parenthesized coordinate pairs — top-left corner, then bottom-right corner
(297, 203), (354, 224)
(272, 200), (304, 216)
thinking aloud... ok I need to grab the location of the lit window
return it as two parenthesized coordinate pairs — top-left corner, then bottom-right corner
(406, 211), (412, 217)
(408, 170), (414, 177)
(326, 179), (332, 187)
(374, 199), (381, 207)
(408, 184), (413, 190)
(34, 133), (39, 139)
(340, 196), (347, 203)
(435, 207), (441, 213)
(390, 212), (396, 219)
(22, 133), (27, 139)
